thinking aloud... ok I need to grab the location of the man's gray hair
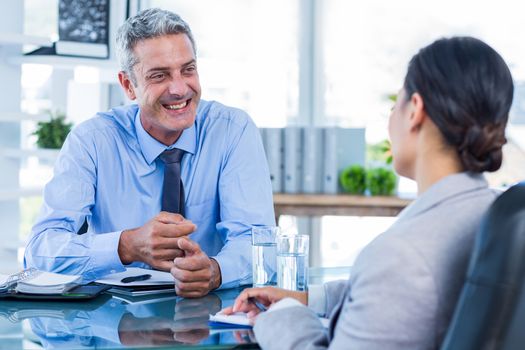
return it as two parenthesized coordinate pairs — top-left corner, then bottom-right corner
(116, 8), (196, 82)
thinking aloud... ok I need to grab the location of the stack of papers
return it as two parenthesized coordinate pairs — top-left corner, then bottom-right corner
(14, 271), (81, 295)
(96, 267), (175, 297)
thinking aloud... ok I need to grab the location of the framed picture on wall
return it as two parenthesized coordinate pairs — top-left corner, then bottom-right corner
(55, 0), (110, 58)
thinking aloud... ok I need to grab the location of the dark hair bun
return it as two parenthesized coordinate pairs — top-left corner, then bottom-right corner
(404, 36), (514, 173)
(458, 124), (507, 172)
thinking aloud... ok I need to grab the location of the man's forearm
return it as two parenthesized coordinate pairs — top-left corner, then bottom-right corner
(25, 227), (124, 281)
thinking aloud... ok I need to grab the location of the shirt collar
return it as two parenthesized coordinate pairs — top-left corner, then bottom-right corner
(135, 109), (197, 165)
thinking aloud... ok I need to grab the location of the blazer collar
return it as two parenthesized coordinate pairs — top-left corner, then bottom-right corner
(397, 172), (489, 221)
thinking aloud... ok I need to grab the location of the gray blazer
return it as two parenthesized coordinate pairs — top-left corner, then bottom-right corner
(254, 173), (498, 350)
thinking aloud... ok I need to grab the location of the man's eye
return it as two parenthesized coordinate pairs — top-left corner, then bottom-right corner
(150, 73), (165, 80)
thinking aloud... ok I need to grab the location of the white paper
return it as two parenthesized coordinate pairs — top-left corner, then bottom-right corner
(95, 267), (174, 287)
(19, 271), (80, 287)
(15, 271), (81, 294)
(209, 312), (251, 326)
(209, 312), (330, 328)
(0, 274), (9, 287)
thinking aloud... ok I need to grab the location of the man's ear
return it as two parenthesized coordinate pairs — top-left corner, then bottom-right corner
(118, 71), (137, 100)
(408, 92), (426, 132)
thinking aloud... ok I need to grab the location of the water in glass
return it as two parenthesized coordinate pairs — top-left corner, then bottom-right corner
(252, 242), (277, 286)
(277, 252), (308, 291)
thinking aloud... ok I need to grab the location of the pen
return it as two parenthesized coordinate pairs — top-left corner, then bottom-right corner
(248, 297), (268, 312)
(121, 274), (152, 283)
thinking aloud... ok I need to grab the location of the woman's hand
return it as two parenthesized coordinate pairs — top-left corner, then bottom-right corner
(221, 287), (307, 321)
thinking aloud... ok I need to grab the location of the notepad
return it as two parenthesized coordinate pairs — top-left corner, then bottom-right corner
(209, 312), (252, 328)
(96, 267), (174, 287)
(15, 271), (81, 294)
(0, 269), (81, 295)
(208, 311), (331, 329)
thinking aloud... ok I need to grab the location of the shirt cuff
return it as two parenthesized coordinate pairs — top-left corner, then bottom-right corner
(267, 297), (304, 314)
(308, 284), (327, 316)
(88, 230), (126, 281)
(211, 254), (247, 289)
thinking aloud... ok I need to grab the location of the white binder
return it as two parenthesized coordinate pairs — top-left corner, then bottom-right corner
(264, 128), (284, 193)
(284, 127), (303, 193)
(302, 127), (323, 193)
(322, 127), (366, 194)
(336, 127), (366, 181)
(322, 127), (338, 194)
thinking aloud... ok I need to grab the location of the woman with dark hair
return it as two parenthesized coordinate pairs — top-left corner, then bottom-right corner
(224, 37), (514, 349)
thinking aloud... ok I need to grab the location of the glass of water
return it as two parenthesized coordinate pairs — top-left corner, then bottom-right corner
(251, 226), (279, 287)
(277, 234), (309, 291)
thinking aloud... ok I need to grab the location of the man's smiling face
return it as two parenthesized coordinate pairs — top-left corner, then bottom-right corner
(120, 33), (201, 145)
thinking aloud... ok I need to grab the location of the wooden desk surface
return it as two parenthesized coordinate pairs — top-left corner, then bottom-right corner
(273, 193), (414, 217)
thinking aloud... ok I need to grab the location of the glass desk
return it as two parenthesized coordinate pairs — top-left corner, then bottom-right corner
(0, 267), (350, 349)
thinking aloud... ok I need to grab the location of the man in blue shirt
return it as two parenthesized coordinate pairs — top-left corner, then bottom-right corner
(24, 8), (275, 297)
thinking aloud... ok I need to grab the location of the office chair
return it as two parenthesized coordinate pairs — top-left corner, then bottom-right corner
(441, 182), (525, 350)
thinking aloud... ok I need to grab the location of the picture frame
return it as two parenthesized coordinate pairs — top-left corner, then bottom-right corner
(55, 0), (112, 59)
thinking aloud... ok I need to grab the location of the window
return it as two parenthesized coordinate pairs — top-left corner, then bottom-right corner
(149, 0), (300, 127)
(320, 0), (525, 266)
(322, 0), (525, 142)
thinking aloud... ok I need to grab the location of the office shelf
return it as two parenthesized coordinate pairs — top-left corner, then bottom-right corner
(1, 34), (117, 73)
(7, 54), (119, 72)
(0, 187), (43, 201)
(0, 33), (52, 47)
(0, 148), (60, 161)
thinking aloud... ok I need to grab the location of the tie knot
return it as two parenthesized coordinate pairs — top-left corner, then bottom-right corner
(160, 148), (185, 164)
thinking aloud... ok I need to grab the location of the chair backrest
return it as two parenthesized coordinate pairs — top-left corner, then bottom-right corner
(441, 182), (525, 350)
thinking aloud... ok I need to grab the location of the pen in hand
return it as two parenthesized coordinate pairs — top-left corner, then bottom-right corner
(121, 274), (152, 283)
(248, 297), (268, 312)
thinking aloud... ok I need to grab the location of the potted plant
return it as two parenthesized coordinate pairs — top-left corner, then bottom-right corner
(33, 111), (73, 149)
(339, 164), (367, 195)
(367, 167), (397, 196)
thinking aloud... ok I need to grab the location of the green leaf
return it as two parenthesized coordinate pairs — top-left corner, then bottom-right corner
(32, 111), (73, 149)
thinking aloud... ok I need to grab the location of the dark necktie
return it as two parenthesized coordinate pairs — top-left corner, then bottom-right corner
(159, 148), (186, 216)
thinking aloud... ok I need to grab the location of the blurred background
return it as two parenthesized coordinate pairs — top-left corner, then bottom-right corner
(1, 0), (524, 273)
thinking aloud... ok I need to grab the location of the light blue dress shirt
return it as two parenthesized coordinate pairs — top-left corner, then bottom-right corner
(24, 100), (275, 288)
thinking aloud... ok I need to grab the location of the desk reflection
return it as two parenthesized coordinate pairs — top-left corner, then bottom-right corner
(0, 289), (255, 349)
